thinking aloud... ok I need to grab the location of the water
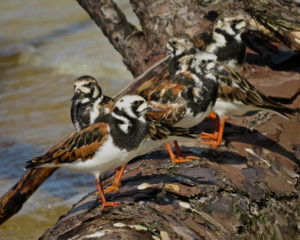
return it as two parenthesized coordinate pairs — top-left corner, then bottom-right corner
(0, 0), (137, 239)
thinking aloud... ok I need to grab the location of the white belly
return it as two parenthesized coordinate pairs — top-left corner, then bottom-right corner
(213, 98), (259, 118)
(58, 135), (140, 178)
(136, 134), (193, 157)
(175, 102), (214, 128)
(136, 138), (165, 157)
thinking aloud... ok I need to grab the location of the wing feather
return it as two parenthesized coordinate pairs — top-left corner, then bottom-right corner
(215, 63), (296, 117)
(25, 123), (109, 168)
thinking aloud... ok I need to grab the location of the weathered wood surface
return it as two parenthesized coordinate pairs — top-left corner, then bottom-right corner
(0, 168), (57, 225)
(1, 1), (300, 237)
(0, 0), (224, 224)
(40, 62), (300, 239)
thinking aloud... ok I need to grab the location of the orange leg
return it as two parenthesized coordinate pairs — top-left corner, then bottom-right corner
(200, 115), (228, 147)
(201, 112), (219, 139)
(208, 112), (218, 119)
(164, 142), (199, 164)
(104, 165), (126, 194)
(95, 178), (120, 211)
(174, 141), (199, 160)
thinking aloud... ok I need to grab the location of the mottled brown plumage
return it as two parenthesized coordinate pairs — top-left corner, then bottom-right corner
(214, 63), (297, 118)
(71, 75), (114, 131)
(27, 123), (108, 167)
(26, 95), (178, 210)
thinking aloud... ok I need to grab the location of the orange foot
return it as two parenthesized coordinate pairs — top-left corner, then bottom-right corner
(207, 112), (218, 120)
(200, 132), (219, 140)
(200, 135), (223, 147)
(104, 165), (126, 194)
(104, 185), (120, 194)
(100, 201), (120, 211)
(95, 178), (121, 211)
(200, 116), (228, 147)
(164, 141), (199, 164)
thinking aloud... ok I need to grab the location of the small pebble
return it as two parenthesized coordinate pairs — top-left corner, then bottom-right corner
(129, 224), (148, 231)
(113, 222), (127, 228)
(137, 183), (151, 190)
(165, 184), (180, 192)
(160, 231), (171, 240)
(152, 236), (161, 240)
(178, 201), (191, 209)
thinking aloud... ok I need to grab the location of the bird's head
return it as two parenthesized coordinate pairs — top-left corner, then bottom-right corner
(114, 95), (163, 120)
(72, 75), (102, 103)
(214, 13), (248, 36)
(166, 34), (196, 57)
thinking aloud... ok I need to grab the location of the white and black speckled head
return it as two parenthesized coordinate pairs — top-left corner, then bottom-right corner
(214, 14), (247, 37)
(191, 52), (218, 74)
(72, 75), (103, 103)
(113, 95), (148, 120)
(166, 34), (196, 57)
(114, 95), (163, 121)
(109, 95), (163, 150)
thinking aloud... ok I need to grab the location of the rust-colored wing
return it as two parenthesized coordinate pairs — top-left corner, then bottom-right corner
(137, 73), (192, 125)
(115, 56), (170, 98)
(25, 123), (109, 168)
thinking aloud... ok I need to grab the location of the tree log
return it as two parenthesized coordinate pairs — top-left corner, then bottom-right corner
(40, 107), (300, 239)
(1, 0), (300, 232)
(0, 168), (56, 225)
(0, 0), (220, 225)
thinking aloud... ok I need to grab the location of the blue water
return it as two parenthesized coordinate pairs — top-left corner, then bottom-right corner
(0, 0), (137, 239)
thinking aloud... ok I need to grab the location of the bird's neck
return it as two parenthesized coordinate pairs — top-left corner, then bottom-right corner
(108, 111), (149, 151)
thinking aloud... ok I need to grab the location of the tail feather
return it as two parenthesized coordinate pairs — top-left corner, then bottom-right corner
(147, 117), (197, 141)
(260, 93), (298, 119)
(25, 157), (44, 169)
(268, 88), (300, 105)
(25, 154), (55, 169)
(167, 125), (198, 139)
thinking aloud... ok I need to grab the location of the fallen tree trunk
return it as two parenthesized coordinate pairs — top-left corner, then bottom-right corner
(40, 108), (300, 239)
(0, 168), (56, 225)
(0, 0), (220, 225)
(1, 0), (300, 234)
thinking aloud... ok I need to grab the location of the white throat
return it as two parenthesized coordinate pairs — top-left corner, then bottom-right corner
(111, 112), (131, 134)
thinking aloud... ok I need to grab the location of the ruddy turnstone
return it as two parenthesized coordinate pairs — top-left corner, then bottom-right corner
(157, 34), (297, 147)
(133, 36), (219, 163)
(68, 74), (201, 193)
(71, 75), (113, 131)
(25, 95), (171, 210)
(201, 13), (248, 71)
(190, 53), (297, 146)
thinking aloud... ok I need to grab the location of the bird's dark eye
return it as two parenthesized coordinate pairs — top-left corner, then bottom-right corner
(233, 19), (243, 25)
(87, 82), (93, 87)
(133, 100), (140, 106)
(171, 41), (177, 46)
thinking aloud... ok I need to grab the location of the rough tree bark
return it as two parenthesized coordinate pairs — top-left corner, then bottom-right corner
(40, 108), (300, 239)
(1, 1), (300, 239)
(0, 168), (56, 225)
(40, 0), (300, 239)
(0, 0), (221, 225)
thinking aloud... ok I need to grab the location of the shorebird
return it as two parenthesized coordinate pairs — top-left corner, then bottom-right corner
(26, 95), (195, 210)
(203, 13), (248, 71)
(71, 75), (113, 131)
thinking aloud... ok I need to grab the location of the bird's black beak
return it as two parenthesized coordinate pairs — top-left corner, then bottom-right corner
(150, 48), (168, 57)
(146, 106), (165, 113)
(71, 90), (83, 101)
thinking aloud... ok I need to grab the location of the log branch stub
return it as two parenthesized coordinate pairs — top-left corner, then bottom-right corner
(0, 168), (56, 225)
